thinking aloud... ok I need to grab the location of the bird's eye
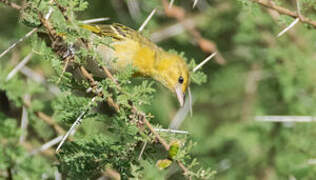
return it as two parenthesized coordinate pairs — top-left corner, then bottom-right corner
(178, 76), (184, 84)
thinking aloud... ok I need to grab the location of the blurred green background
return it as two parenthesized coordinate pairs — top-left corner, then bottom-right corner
(1, 0), (316, 179)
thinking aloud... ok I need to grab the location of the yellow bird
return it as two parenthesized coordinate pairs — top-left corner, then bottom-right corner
(81, 23), (190, 106)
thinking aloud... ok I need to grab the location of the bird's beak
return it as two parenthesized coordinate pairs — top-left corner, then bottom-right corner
(175, 84), (184, 107)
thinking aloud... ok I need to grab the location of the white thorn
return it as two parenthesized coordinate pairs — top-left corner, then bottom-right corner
(20, 66), (61, 95)
(56, 96), (98, 152)
(0, 1), (53, 60)
(307, 159), (316, 165)
(188, 87), (193, 117)
(31, 136), (63, 155)
(55, 169), (62, 180)
(193, 0), (199, 8)
(81, 17), (110, 24)
(6, 53), (33, 81)
(45, 0), (56, 20)
(169, 96), (194, 129)
(45, 7), (54, 20)
(169, 0), (175, 8)
(138, 141), (147, 160)
(127, 0), (141, 21)
(150, 23), (184, 43)
(19, 95), (30, 144)
(296, 0), (301, 17)
(193, 52), (216, 72)
(255, 116), (316, 122)
(0, 29), (37, 59)
(20, 66), (44, 83)
(138, 8), (157, 32)
(277, 18), (300, 38)
(154, 128), (189, 134)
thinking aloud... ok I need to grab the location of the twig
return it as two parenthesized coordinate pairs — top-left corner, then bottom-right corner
(143, 114), (190, 175)
(52, 0), (68, 20)
(193, 52), (216, 72)
(101, 168), (121, 180)
(0, 0), (21, 10)
(24, 99), (65, 135)
(101, 66), (119, 86)
(80, 66), (120, 112)
(36, 111), (65, 135)
(6, 53), (33, 81)
(161, 0), (226, 64)
(252, 0), (316, 29)
(138, 8), (157, 32)
(140, 110), (169, 150)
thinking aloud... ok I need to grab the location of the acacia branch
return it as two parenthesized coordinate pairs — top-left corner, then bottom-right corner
(0, 0), (21, 10)
(24, 100), (66, 135)
(37, 4), (191, 176)
(252, 0), (316, 29)
(161, 0), (226, 65)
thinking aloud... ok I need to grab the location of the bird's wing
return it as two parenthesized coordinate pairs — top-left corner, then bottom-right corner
(80, 23), (135, 41)
(81, 23), (160, 50)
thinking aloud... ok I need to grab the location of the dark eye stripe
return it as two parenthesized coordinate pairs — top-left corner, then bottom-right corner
(178, 76), (184, 84)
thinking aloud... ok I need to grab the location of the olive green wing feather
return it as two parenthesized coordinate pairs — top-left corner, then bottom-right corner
(80, 23), (136, 41)
(81, 23), (158, 46)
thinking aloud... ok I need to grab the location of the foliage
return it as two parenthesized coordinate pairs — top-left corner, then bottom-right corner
(1, 0), (316, 179)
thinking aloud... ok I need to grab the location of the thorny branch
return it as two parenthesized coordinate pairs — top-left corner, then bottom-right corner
(36, 2), (191, 176)
(0, 0), (21, 10)
(23, 99), (66, 136)
(264, 3), (306, 50)
(161, 0), (226, 65)
(252, 0), (316, 29)
(0, 0), (54, 59)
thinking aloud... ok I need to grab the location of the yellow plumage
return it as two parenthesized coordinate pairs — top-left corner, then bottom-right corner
(81, 23), (189, 106)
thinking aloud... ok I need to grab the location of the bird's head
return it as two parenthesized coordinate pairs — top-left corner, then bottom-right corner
(154, 52), (190, 106)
